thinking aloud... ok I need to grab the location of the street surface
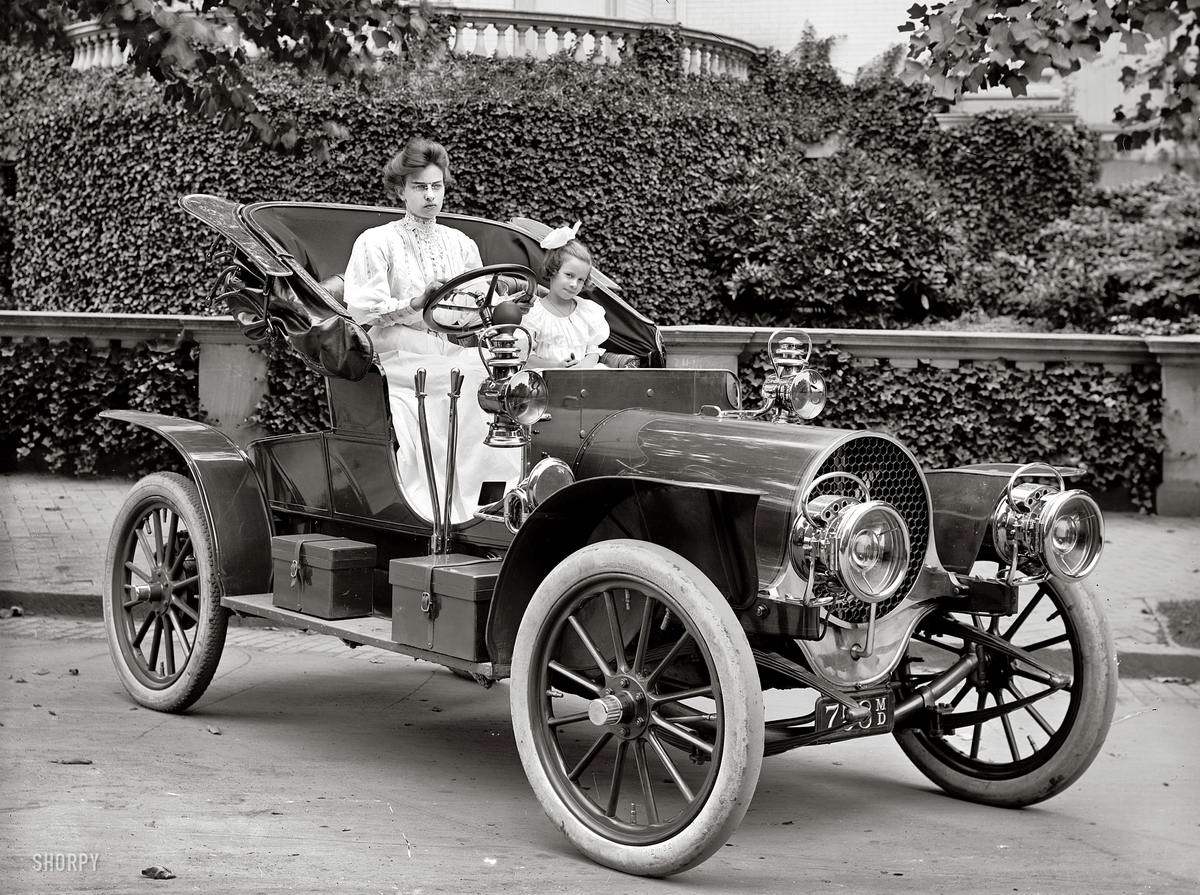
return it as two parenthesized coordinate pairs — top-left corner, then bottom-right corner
(1, 618), (1197, 894)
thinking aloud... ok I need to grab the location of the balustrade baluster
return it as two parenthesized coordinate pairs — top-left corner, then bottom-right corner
(700, 46), (711, 75)
(593, 31), (608, 65)
(514, 24), (532, 59)
(533, 26), (549, 61)
(572, 30), (589, 63)
(473, 22), (487, 57)
(689, 44), (702, 75)
(452, 22), (468, 56)
(495, 24), (511, 60)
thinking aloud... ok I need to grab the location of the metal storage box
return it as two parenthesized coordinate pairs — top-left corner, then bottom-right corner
(271, 534), (376, 619)
(389, 554), (501, 661)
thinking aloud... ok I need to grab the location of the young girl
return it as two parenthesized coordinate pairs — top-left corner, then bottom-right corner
(525, 222), (609, 368)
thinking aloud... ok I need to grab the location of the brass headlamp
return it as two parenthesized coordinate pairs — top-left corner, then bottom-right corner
(790, 472), (911, 606)
(991, 463), (1104, 584)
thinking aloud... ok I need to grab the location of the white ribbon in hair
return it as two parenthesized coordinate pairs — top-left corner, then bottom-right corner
(539, 221), (581, 250)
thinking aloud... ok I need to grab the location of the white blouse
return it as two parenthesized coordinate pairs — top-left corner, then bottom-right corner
(344, 214), (483, 331)
(525, 298), (610, 365)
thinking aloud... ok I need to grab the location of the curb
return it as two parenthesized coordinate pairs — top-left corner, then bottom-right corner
(5, 589), (1198, 680)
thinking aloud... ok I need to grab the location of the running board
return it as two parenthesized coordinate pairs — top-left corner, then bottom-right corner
(220, 593), (508, 679)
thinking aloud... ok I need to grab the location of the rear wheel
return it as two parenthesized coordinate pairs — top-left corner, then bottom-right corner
(510, 540), (763, 877)
(894, 579), (1116, 806)
(102, 473), (228, 712)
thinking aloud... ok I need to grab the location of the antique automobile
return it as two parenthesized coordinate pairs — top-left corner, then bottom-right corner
(100, 194), (1117, 877)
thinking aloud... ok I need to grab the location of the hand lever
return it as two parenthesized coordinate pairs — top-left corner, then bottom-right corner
(442, 368), (465, 554)
(414, 368), (443, 553)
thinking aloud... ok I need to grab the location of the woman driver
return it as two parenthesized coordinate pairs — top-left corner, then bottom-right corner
(344, 137), (521, 525)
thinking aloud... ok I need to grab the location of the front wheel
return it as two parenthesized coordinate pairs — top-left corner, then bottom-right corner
(102, 473), (228, 712)
(894, 579), (1116, 807)
(510, 540), (763, 877)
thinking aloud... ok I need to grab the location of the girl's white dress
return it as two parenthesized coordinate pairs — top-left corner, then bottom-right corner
(344, 213), (521, 524)
(524, 298), (610, 365)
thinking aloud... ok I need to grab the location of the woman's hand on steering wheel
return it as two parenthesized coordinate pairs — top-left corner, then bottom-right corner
(421, 263), (539, 337)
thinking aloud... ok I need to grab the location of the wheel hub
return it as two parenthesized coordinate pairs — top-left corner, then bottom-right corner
(587, 675), (650, 738)
(588, 694), (627, 726)
(133, 581), (167, 603)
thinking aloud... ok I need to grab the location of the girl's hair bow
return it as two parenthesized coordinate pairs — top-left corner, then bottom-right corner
(539, 221), (581, 250)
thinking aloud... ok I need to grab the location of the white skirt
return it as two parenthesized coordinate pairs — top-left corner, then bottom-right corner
(375, 325), (522, 524)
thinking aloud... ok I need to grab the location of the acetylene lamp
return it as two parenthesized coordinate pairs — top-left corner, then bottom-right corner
(476, 322), (547, 447)
(991, 463), (1104, 583)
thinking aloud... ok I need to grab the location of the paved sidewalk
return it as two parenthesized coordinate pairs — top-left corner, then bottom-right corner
(1, 471), (1198, 676)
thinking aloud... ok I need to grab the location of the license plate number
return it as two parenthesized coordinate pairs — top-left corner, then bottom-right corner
(814, 691), (894, 742)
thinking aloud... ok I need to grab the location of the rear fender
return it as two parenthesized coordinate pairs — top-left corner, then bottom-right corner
(487, 476), (759, 666)
(100, 411), (273, 596)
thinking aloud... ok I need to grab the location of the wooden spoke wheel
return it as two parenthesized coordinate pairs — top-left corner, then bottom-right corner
(511, 540), (763, 877)
(894, 579), (1117, 806)
(103, 473), (228, 712)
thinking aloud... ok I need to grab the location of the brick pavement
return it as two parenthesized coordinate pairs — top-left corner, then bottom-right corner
(1, 471), (1198, 673)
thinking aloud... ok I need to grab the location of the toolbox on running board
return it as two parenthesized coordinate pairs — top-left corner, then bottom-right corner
(271, 534), (376, 619)
(389, 554), (501, 660)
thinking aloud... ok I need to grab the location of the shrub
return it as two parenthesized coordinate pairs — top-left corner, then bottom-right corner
(993, 175), (1200, 332)
(931, 112), (1099, 258)
(842, 45), (942, 166)
(707, 149), (962, 325)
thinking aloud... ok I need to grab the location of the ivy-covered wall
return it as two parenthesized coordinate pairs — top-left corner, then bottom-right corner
(741, 348), (1162, 511)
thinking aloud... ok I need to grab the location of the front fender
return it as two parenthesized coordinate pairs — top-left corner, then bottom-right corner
(487, 475), (759, 667)
(927, 462), (1085, 574)
(100, 411), (273, 596)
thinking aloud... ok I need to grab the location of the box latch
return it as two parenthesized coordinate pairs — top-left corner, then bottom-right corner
(422, 565), (440, 648)
(289, 538), (309, 588)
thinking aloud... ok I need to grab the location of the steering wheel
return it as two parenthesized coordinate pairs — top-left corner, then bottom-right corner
(422, 263), (538, 337)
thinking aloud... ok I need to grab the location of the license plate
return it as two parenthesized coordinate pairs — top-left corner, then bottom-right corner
(814, 691), (894, 742)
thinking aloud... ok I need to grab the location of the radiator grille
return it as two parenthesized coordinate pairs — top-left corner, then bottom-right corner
(810, 435), (930, 623)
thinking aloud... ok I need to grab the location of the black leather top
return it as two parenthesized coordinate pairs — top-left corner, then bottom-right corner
(241, 202), (662, 362)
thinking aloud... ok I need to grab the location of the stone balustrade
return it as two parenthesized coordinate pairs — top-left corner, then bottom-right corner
(64, 20), (130, 70)
(62, 7), (758, 78)
(2, 312), (1197, 514)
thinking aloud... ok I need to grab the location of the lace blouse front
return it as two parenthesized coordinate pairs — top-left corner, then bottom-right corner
(344, 213), (483, 331)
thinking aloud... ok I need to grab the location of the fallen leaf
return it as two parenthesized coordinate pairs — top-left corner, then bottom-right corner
(14, 678), (27, 684)
(141, 865), (176, 880)
(33, 669), (50, 675)
(206, 726), (222, 735)
(32, 703), (41, 708)
(483, 856), (498, 865)
(48, 710), (57, 717)
(1153, 676), (1195, 686)
(68, 668), (79, 676)
(368, 657), (385, 664)
(50, 758), (93, 765)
